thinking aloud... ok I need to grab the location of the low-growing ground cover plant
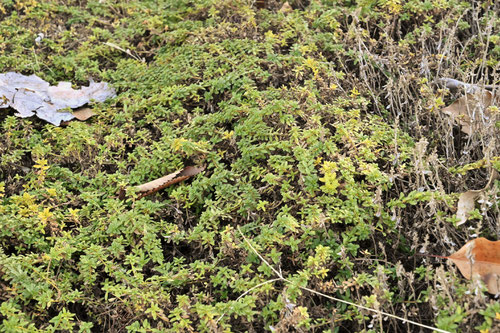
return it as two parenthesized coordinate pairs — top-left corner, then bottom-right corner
(0, 0), (499, 332)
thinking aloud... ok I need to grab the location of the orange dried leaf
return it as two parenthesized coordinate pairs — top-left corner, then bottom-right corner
(135, 165), (204, 199)
(446, 238), (500, 294)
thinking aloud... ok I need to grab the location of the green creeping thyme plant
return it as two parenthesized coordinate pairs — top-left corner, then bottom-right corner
(0, 0), (499, 332)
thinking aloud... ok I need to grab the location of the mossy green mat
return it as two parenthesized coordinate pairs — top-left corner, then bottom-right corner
(0, 1), (499, 332)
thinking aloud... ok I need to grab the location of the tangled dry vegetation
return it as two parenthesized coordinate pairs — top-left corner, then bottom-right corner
(0, 0), (499, 332)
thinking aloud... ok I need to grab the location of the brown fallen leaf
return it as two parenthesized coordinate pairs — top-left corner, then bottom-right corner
(279, 2), (293, 13)
(255, 0), (267, 9)
(446, 238), (500, 295)
(456, 190), (482, 226)
(131, 166), (204, 199)
(72, 107), (95, 121)
(441, 89), (498, 135)
(455, 169), (499, 226)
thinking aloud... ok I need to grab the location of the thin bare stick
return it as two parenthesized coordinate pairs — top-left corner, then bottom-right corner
(236, 227), (451, 333)
(215, 278), (281, 324)
(238, 229), (283, 278)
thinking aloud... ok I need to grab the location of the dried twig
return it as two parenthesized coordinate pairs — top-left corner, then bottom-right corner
(215, 278), (281, 324)
(229, 227), (451, 333)
(104, 42), (145, 63)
